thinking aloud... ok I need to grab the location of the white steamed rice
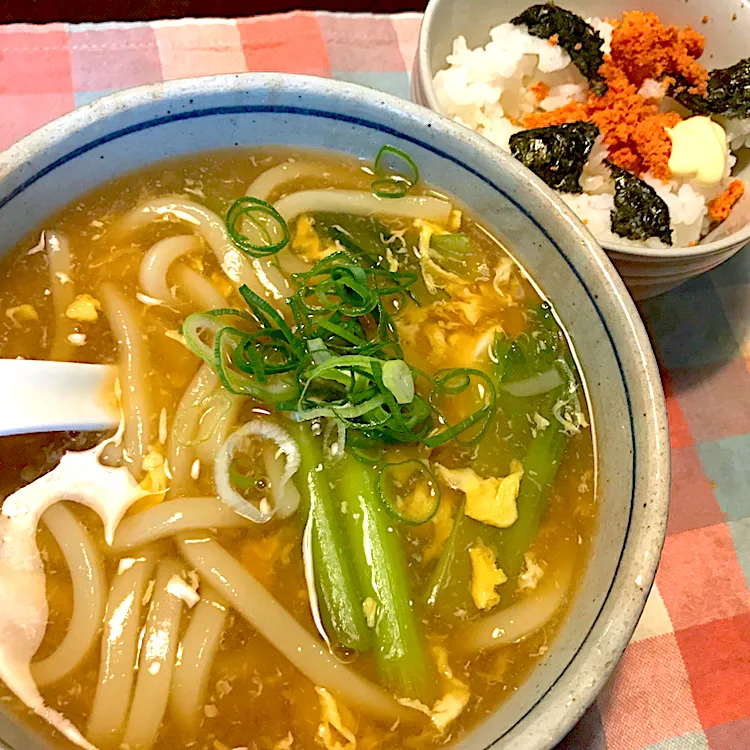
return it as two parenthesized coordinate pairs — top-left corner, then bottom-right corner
(433, 19), (741, 249)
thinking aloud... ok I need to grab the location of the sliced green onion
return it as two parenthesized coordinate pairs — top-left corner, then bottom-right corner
(316, 318), (366, 346)
(293, 353), (431, 444)
(293, 253), (381, 317)
(371, 145), (420, 200)
(214, 327), (298, 403)
(226, 197), (290, 257)
(371, 178), (410, 199)
(180, 305), (299, 406)
(306, 337), (333, 366)
(374, 145), (420, 186)
(238, 285), (296, 345)
(214, 420), (301, 523)
(425, 368), (497, 447)
(182, 309), (257, 365)
(182, 313), (225, 364)
(182, 248), (504, 452)
(381, 359), (414, 405)
(377, 460), (441, 525)
(322, 418), (346, 461)
(347, 434), (387, 465)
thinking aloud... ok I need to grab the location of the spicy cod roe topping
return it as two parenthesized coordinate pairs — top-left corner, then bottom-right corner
(523, 11), (715, 183)
(609, 10), (708, 91)
(708, 179), (746, 223)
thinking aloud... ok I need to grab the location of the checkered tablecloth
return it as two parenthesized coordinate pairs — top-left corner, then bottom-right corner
(0, 12), (748, 750)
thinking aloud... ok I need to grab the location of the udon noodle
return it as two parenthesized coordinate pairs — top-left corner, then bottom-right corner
(0, 147), (596, 750)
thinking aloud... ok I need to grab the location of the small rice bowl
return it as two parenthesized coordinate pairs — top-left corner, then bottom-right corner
(433, 17), (748, 249)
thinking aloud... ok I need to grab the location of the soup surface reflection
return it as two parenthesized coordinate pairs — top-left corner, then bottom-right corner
(0, 148), (596, 750)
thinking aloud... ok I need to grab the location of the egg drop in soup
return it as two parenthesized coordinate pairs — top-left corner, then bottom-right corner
(0, 147), (596, 750)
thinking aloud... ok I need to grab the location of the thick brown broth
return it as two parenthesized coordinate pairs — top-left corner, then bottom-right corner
(0, 148), (596, 750)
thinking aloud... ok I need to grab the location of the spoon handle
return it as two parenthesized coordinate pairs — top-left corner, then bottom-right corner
(0, 359), (119, 437)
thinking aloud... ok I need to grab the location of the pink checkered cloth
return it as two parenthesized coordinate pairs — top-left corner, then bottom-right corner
(1, 12), (749, 750)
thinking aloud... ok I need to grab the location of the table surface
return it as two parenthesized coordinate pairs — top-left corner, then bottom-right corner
(0, 11), (748, 750)
(0, 0), (427, 24)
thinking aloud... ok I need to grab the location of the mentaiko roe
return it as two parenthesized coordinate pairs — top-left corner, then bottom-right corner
(610, 11), (708, 90)
(708, 180), (745, 223)
(523, 11), (712, 182)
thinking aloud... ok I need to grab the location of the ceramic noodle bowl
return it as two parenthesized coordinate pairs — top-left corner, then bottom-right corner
(0, 74), (669, 750)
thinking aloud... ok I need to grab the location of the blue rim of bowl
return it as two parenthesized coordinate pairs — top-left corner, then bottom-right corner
(414, 1), (750, 260)
(0, 73), (669, 750)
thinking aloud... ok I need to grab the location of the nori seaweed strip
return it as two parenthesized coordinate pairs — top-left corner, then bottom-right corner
(606, 162), (673, 246)
(672, 58), (750, 119)
(511, 4), (608, 96)
(509, 122), (600, 193)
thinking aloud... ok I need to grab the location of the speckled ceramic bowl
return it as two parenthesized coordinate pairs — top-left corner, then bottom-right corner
(413, 0), (750, 299)
(0, 73), (669, 750)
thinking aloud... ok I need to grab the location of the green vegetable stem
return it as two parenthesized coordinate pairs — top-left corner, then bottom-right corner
(425, 303), (575, 618)
(425, 416), (569, 619)
(338, 453), (437, 704)
(290, 421), (371, 651)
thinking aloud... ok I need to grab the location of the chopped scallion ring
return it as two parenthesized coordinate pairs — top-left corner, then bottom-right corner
(226, 196), (290, 257)
(183, 258), (494, 450)
(377, 459), (441, 525)
(425, 368), (497, 447)
(371, 145), (420, 199)
(371, 178), (410, 199)
(374, 145), (420, 185)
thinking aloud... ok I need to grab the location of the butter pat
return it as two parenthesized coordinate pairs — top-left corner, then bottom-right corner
(666, 116), (728, 187)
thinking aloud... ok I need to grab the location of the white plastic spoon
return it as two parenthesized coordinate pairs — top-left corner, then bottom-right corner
(0, 359), (118, 437)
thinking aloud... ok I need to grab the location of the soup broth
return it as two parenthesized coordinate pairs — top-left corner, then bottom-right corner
(0, 148), (596, 750)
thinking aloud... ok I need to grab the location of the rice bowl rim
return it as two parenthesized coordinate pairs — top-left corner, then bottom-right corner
(415, 0), (750, 260)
